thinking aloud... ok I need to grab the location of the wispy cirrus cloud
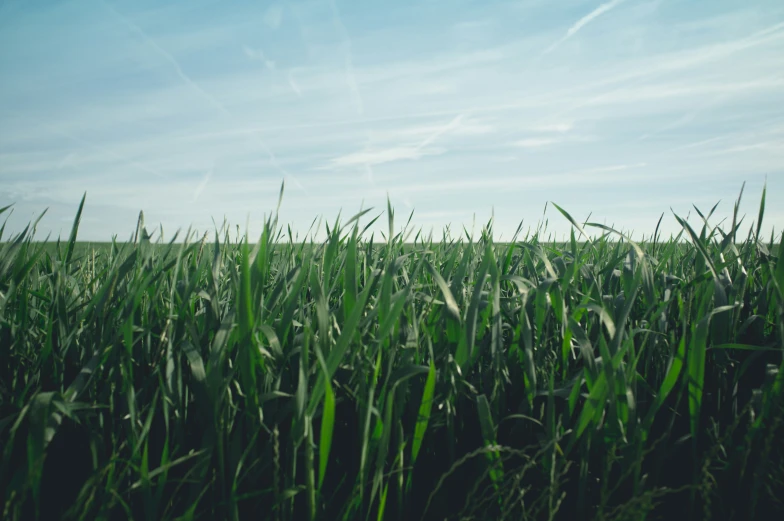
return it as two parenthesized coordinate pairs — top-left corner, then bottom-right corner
(388, 118), (494, 140)
(192, 166), (213, 202)
(415, 114), (465, 149)
(368, 162), (651, 197)
(514, 138), (560, 148)
(98, 0), (231, 117)
(328, 0), (363, 116)
(544, 0), (628, 54)
(243, 45), (276, 70)
(329, 146), (447, 168)
(328, 113), (475, 169)
(99, 0), (304, 192)
(536, 122), (574, 133)
(263, 4), (284, 29)
(1, 0), (782, 241)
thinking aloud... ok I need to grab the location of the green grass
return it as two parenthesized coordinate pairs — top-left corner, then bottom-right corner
(0, 186), (783, 521)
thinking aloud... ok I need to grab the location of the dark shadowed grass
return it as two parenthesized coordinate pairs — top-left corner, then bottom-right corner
(0, 184), (782, 521)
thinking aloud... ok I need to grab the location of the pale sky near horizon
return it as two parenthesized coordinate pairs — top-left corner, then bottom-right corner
(1, 0), (783, 242)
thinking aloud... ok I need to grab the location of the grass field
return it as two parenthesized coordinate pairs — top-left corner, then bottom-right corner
(1, 186), (783, 521)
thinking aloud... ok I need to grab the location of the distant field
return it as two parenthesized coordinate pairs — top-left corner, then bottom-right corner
(1, 192), (782, 521)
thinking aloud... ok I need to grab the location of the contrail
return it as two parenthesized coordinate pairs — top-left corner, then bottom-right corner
(176, 16), (784, 141)
(287, 70), (303, 97)
(100, 0), (306, 191)
(364, 130), (376, 185)
(636, 95), (726, 142)
(544, 0), (627, 54)
(56, 152), (78, 171)
(3, 108), (168, 178)
(416, 114), (465, 150)
(328, 0), (363, 115)
(372, 114), (463, 209)
(326, 0), (373, 189)
(48, 124), (167, 178)
(192, 166), (213, 202)
(100, 0), (232, 117)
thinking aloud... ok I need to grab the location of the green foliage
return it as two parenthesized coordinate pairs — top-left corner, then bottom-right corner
(0, 186), (782, 521)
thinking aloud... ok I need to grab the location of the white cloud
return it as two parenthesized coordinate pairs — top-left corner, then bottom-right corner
(361, 162), (651, 197)
(243, 45), (276, 70)
(3, 1), (783, 241)
(514, 138), (560, 148)
(579, 20), (784, 88)
(704, 140), (784, 156)
(374, 118), (495, 141)
(330, 146), (446, 167)
(537, 122), (574, 133)
(577, 77), (784, 109)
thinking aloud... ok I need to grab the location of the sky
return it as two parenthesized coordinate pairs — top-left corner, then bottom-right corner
(1, 0), (783, 242)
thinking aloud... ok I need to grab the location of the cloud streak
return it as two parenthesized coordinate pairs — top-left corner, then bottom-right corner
(193, 166), (213, 202)
(1, 0), (782, 241)
(330, 146), (446, 168)
(100, 0), (305, 191)
(544, 0), (627, 54)
(415, 114), (465, 149)
(99, 0), (232, 117)
(515, 138), (560, 148)
(329, 0), (363, 116)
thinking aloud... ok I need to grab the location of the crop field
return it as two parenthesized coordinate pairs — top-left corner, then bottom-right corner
(1, 188), (783, 521)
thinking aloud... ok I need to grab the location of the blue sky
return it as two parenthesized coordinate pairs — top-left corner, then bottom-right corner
(1, 0), (783, 242)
